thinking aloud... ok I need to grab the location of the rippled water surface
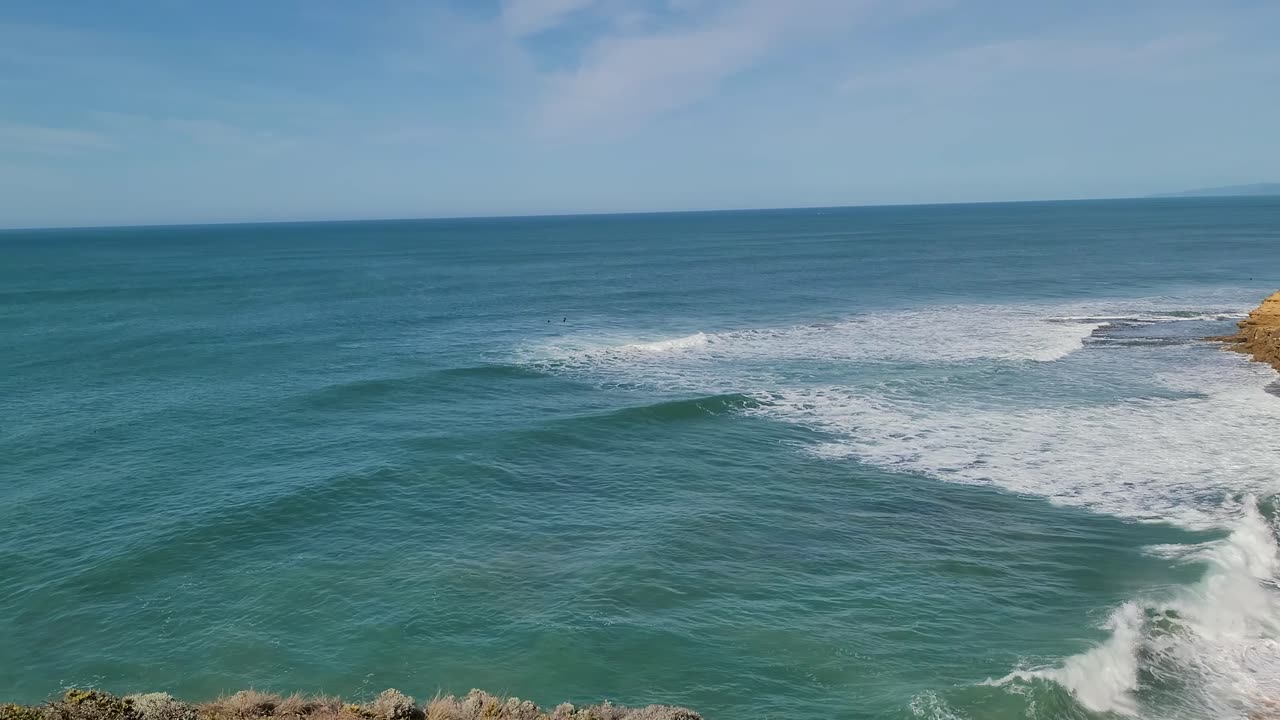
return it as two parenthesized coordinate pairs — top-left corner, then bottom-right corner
(3, 198), (1280, 718)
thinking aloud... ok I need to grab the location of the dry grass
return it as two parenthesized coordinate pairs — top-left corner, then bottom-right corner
(200, 691), (284, 720)
(273, 695), (340, 719)
(4, 691), (698, 720)
(364, 691), (416, 720)
(419, 691), (697, 720)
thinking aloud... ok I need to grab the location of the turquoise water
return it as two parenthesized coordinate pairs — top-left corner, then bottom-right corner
(3, 198), (1280, 719)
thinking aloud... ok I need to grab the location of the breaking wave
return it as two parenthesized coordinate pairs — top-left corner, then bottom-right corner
(517, 296), (1280, 718)
(987, 501), (1280, 719)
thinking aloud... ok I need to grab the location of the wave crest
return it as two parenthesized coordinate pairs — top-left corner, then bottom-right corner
(987, 501), (1280, 718)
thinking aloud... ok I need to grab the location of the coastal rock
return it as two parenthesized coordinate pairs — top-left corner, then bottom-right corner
(1212, 290), (1280, 371)
(2, 690), (700, 720)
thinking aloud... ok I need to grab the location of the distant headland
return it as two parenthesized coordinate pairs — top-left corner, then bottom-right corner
(1152, 183), (1280, 198)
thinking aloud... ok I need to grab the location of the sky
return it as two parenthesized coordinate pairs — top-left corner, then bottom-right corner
(1, 0), (1278, 228)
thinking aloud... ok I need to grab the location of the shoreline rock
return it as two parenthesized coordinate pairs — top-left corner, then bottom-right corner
(1, 689), (701, 720)
(1209, 290), (1280, 371)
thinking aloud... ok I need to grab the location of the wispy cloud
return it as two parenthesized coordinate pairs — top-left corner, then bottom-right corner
(162, 118), (298, 153)
(840, 30), (1223, 98)
(533, 0), (880, 136)
(501, 0), (600, 37)
(363, 126), (441, 146)
(89, 112), (304, 157)
(0, 124), (115, 155)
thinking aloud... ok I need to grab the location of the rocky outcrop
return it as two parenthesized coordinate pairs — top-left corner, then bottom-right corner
(1211, 290), (1280, 371)
(1, 689), (701, 720)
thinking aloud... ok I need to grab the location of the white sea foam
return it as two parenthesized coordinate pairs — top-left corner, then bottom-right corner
(621, 332), (711, 353)
(745, 305), (1280, 717)
(1050, 311), (1247, 324)
(524, 300), (1251, 385)
(908, 690), (969, 719)
(520, 296), (1279, 717)
(749, 359), (1280, 528)
(989, 504), (1280, 718)
(521, 303), (1119, 391)
(524, 299), (1274, 528)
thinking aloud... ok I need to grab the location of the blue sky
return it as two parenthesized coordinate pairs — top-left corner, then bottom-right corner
(2, 0), (1278, 228)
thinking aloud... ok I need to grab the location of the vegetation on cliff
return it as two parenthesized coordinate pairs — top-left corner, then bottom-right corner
(0, 689), (699, 720)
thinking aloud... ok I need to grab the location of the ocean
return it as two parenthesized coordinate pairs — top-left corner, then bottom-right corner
(2, 197), (1279, 719)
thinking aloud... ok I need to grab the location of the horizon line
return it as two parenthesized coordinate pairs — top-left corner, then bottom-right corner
(0, 192), (1270, 233)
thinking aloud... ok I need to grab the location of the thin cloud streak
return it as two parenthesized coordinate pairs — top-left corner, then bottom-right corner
(501, 0), (599, 37)
(840, 31), (1224, 98)
(533, 0), (878, 137)
(0, 124), (116, 155)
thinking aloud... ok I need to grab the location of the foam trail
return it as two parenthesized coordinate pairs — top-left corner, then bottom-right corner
(908, 690), (969, 719)
(622, 332), (710, 353)
(751, 357), (1280, 528)
(1050, 311), (1247, 324)
(521, 299), (1253, 393)
(520, 303), (1129, 392)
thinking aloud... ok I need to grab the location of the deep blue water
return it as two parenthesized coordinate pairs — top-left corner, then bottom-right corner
(3, 198), (1280, 719)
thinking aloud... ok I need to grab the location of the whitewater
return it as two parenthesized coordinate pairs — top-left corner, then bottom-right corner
(524, 295), (1280, 719)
